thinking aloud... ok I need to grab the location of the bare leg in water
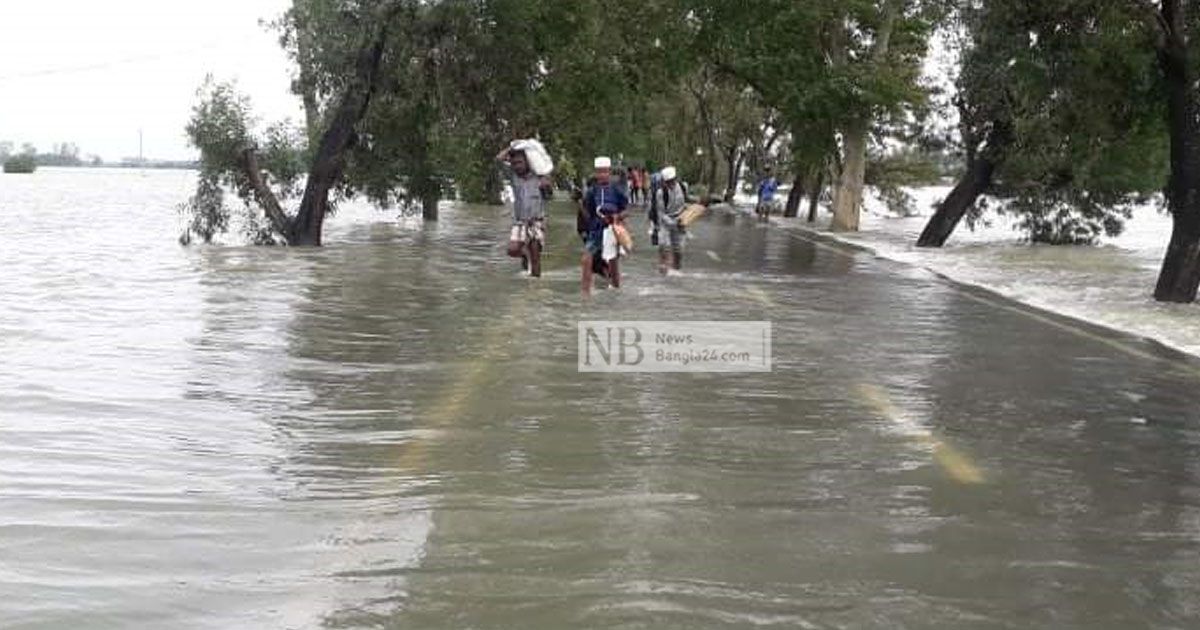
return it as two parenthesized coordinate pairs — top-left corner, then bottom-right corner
(581, 253), (594, 296)
(528, 240), (542, 277)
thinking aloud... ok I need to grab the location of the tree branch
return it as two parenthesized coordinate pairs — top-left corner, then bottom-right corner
(871, 0), (904, 63)
(289, 0), (406, 244)
(1132, 0), (1170, 52)
(238, 147), (293, 238)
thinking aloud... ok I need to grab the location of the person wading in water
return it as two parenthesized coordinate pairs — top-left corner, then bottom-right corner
(653, 166), (688, 274)
(497, 144), (554, 276)
(579, 156), (629, 295)
(755, 165), (780, 222)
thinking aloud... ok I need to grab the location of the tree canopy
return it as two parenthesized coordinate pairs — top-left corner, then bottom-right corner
(178, 0), (1200, 302)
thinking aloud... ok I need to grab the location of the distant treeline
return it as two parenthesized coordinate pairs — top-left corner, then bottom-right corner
(0, 142), (88, 167)
(0, 141), (197, 170)
(107, 160), (201, 170)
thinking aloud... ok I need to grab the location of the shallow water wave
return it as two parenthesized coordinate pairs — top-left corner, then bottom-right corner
(2, 169), (1199, 628)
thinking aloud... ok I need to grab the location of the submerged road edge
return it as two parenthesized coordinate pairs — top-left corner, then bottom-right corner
(721, 205), (1200, 377)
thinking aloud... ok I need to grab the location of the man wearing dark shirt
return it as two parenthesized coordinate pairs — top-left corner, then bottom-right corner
(580, 156), (628, 294)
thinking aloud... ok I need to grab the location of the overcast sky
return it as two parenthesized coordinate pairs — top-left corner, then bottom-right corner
(0, 0), (300, 161)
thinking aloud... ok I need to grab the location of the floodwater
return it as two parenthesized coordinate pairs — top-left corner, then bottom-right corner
(820, 186), (1200, 357)
(2, 168), (1200, 629)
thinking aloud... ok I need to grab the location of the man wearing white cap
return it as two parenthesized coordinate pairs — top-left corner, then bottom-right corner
(653, 166), (688, 273)
(579, 156), (629, 294)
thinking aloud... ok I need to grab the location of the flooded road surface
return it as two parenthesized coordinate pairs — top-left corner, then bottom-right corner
(817, 186), (1200, 358)
(2, 169), (1200, 629)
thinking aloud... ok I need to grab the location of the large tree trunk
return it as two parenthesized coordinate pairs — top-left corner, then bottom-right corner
(916, 158), (995, 247)
(481, 117), (506, 206)
(484, 158), (504, 206)
(1154, 0), (1200, 303)
(831, 121), (867, 231)
(289, 18), (393, 246)
(807, 169), (824, 223)
(784, 175), (803, 217)
(917, 123), (1010, 247)
(239, 148), (293, 237)
(724, 147), (744, 202)
(702, 127), (719, 192)
(422, 194), (439, 221)
(690, 76), (720, 192)
(829, 0), (900, 232)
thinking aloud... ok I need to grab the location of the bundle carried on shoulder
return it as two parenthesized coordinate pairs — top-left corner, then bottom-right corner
(510, 139), (554, 176)
(678, 204), (708, 228)
(612, 222), (634, 252)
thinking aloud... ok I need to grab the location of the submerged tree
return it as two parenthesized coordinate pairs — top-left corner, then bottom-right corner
(181, 0), (719, 245)
(917, 0), (1167, 248)
(181, 0), (408, 246)
(1145, 0), (1200, 303)
(695, 0), (943, 231)
(911, 0), (1200, 303)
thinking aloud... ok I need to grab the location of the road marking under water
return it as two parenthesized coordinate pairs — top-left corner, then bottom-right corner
(742, 285), (776, 308)
(856, 383), (986, 485)
(398, 292), (531, 470)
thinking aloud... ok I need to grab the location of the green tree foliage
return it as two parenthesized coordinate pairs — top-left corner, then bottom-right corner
(172, 0), (1200, 303)
(181, 0), (789, 245)
(931, 0), (1167, 245)
(179, 79), (285, 244)
(693, 0), (945, 229)
(181, 0), (409, 245)
(0, 141), (88, 169)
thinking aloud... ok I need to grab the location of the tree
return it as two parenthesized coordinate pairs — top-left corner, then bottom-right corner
(694, 0), (942, 231)
(918, 0), (1166, 248)
(4, 152), (37, 174)
(182, 0), (792, 247)
(181, 0), (408, 246)
(828, 0), (906, 232)
(1145, 0), (1200, 302)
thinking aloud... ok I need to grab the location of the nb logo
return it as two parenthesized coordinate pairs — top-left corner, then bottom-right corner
(581, 326), (645, 366)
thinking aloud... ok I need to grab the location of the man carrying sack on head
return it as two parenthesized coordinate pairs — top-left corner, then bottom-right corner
(497, 139), (554, 277)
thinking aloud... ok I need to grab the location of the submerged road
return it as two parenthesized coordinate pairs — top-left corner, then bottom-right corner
(2, 180), (1199, 629)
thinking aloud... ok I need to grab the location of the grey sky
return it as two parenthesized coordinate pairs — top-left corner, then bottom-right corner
(0, 0), (299, 161)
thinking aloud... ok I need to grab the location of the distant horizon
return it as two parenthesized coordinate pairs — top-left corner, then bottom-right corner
(1, 141), (196, 163)
(1, 141), (199, 166)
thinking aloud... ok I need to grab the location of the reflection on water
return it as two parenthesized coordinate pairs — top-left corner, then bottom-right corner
(2, 169), (1200, 628)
